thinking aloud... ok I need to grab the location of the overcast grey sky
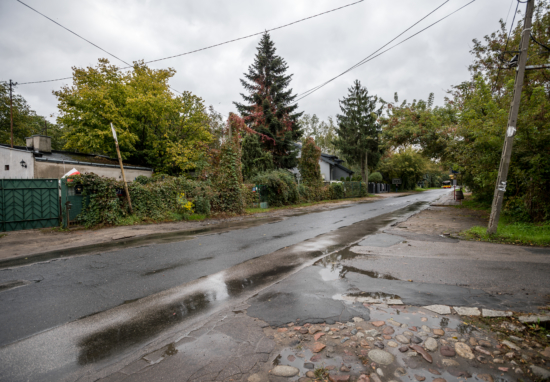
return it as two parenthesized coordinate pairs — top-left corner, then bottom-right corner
(1, 0), (515, 123)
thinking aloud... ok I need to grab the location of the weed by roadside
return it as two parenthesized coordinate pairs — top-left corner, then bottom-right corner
(462, 221), (550, 247)
(462, 313), (549, 349)
(455, 196), (550, 247)
(313, 366), (330, 381)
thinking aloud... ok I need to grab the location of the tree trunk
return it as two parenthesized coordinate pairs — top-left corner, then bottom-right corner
(365, 150), (369, 184)
(360, 152), (367, 182)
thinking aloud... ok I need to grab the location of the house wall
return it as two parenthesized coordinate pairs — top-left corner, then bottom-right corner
(333, 166), (352, 181)
(320, 161), (331, 181)
(0, 147), (34, 179)
(34, 161), (152, 180)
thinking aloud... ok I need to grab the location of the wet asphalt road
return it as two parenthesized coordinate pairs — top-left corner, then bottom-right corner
(0, 190), (447, 347)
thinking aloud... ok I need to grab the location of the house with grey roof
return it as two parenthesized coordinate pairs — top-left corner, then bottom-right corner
(1, 135), (153, 180)
(291, 143), (354, 182)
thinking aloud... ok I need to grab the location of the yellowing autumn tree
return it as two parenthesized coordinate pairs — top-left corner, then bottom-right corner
(54, 59), (211, 174)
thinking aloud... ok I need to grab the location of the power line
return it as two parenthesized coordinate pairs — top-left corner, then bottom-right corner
(293, 0), (477, 104)
(16, 0), (187, 95)
(294, 0), (451, 101)
(143, 0), (365, 65)
(13, 0), (364, 85)
(17, 0), (131, 67)
(493, 0), (520, 91)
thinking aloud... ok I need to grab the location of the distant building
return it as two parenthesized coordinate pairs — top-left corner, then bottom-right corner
(0, 135), (153, 180)
(291, 143), (354, 182)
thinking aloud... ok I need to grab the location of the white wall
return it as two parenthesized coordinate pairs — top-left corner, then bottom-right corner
(35, 161), (152, 180)
(320, 160), (331, 181)
(0, 147), (34, 179)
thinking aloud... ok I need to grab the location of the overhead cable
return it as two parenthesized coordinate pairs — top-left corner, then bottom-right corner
(293, 0), (477, 103)
(14, 0), (364, 85)
(17, 0), (131, 67)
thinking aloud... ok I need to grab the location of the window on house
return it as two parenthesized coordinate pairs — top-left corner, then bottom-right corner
(4, 165), (9, 171)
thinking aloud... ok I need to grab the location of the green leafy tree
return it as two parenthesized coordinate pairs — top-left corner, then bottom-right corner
(378, 148), (428, 190)
(333, 80), (382, 182)
(234, 32), (303, 169)
(379, 92), (458, 160)
(298, 137), (322, 187)
(1, 82), (65, 149)
(444, 1), (550, 221)
(53, 59), (211, 175)
(300, 114), (339, 155)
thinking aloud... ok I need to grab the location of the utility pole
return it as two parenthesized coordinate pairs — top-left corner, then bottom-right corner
(487, 0), (535, 234)
(9, 79), (15, 148)
(44, 119), (48, 136)
(111, 123), (133, 214)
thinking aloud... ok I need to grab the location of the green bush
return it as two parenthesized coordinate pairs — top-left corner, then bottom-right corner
(341, 181), (367, 198)
(70, 173), (215, 227)
(330, 182), (344, 199)
(368, 172), (383, 183)
(250, 169), (299, 207)
(134, 175), (152, 185)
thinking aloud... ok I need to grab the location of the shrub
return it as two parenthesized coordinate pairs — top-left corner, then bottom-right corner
(368, 172), (383, 183)
(134, 175), (152, 185)
(298, 137), (323, 187)
(250, 169), (299, 207)
(330, 182), (344, 199)
(69, 173), (215, 227)
(208, 141), (245, 213)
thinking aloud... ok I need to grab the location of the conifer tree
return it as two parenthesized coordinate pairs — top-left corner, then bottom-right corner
(241, 133), (274, 180)
(333, 80), (382, 182)
(234, 32), (302, 169)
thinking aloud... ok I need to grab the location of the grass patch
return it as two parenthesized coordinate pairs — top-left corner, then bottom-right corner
(186, 213), (207, 221)
(462, 221), (550, 246)
(453, 195), (550, 246)
(454, 197), (491, 211)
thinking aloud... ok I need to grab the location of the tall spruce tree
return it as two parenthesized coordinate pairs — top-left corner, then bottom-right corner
(333, 80), (382, 182)
(234, 32), (302, 169)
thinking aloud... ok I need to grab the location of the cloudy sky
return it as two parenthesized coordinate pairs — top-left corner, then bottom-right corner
(1, 0), (516, 123)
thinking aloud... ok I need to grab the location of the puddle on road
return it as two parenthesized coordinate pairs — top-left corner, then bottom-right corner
(76, 201), (430, 366)
(78, 264), (299, 365)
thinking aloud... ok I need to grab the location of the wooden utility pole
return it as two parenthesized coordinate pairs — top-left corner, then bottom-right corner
(487, 0), (535, 234)
(111, 123), (133, 214)
(9, 79), (15, 148)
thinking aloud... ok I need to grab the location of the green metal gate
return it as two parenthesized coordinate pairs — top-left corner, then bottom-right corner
(60, 178), (85, 228)
(0, 179), (60, 232)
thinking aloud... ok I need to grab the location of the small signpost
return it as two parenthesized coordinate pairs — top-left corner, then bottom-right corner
(111, 123), (133, 214)
(392, 178), (401, 192)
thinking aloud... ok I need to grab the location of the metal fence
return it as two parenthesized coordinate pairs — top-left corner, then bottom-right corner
(0, 179), (59, 232)
(60, 178), (85, 228)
